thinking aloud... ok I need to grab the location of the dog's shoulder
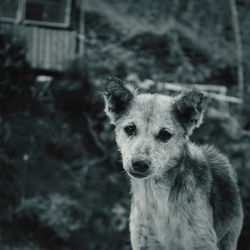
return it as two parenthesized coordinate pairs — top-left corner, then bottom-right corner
(201, 144), (236, 180)
(172, 143), (239, 196)
(199, 144), (240, 202)
(200, 144), (243, 238)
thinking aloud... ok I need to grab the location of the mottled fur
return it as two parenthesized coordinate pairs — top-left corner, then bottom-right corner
(103, 77), (243, 250)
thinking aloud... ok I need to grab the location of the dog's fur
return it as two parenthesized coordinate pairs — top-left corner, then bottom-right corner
(103, 77), (243, 250)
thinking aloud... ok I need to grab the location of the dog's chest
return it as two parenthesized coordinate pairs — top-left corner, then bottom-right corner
(132, 180), (194, 249)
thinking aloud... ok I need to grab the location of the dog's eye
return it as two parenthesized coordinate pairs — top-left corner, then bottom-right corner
(156, 128), (172, 142)
(124, 124), (137, 136)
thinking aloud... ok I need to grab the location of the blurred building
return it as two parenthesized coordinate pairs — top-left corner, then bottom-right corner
(0, 0), (84, 73)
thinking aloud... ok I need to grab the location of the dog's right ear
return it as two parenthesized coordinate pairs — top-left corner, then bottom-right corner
(103, 77), (135, 124)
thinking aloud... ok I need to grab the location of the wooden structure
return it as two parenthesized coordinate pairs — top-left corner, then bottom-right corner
(0, 0), (84, 72)
(126, 74), (242, 119)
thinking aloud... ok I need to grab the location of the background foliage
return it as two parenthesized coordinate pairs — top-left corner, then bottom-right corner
(1, 0), (250, 249)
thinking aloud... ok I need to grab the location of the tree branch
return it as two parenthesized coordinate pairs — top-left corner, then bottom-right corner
(230, 0), (244, 101)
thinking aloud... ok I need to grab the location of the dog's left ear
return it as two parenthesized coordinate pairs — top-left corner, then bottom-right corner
(173, 88), (205, 136)
(103, 77), (135, 124)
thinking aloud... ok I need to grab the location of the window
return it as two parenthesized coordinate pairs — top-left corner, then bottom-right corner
(24, 0), (71, 27)
(0, 0), (71, 27)
(0, 0), (21, 22)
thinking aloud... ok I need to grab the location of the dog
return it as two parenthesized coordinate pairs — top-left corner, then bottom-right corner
(103, 77), (243, 250)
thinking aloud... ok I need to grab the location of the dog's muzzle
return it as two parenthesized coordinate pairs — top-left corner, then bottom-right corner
(129, 159), (151, 178)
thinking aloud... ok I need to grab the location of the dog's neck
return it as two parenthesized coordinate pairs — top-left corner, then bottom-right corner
(130, 142), (198, 209)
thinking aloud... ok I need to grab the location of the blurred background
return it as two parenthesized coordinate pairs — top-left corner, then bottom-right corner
(0, 0), (250, 249)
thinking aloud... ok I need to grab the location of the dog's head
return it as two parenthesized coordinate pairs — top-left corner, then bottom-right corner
(103, 77), (205, 179)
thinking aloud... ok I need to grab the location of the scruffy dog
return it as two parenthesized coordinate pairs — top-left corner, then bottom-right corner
(103, 77), (243, 250)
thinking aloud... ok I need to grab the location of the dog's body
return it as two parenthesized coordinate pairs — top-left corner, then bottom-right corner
(104, 77), (243, 250)
(129, 144), (242, 250)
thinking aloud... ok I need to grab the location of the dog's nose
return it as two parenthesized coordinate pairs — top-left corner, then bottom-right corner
(132, 160), (150, 173)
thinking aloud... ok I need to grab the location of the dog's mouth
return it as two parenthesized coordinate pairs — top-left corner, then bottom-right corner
(128, 170), (150, 179)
